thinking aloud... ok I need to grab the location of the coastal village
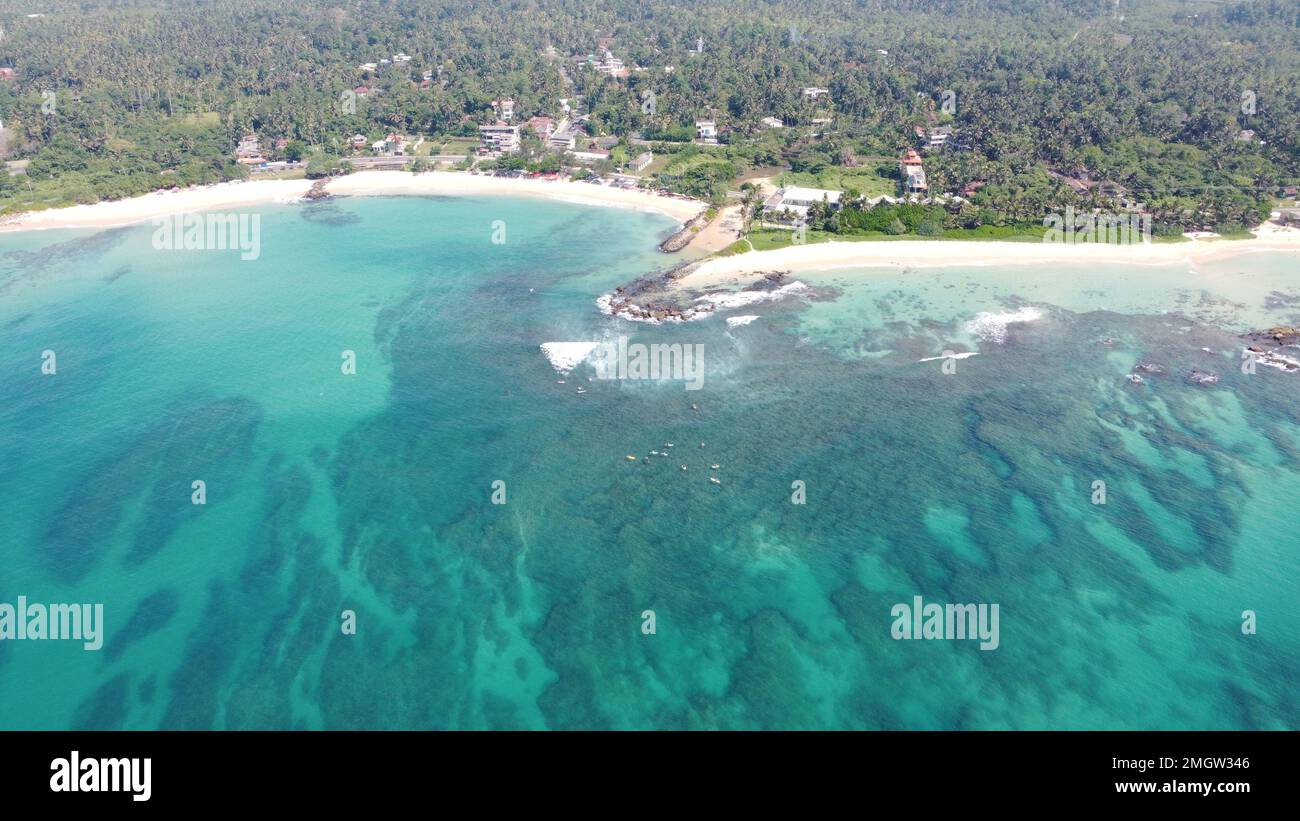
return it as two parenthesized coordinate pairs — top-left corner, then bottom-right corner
(5, 26), (1296, 248)
(193, 35), (1184, 255)
(200, 31), (1295, 257)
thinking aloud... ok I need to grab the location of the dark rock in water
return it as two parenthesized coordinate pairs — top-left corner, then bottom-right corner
(1263, 292), (1300, 310)
(105, 588), (181, 663)
(601, 260), (799, 323)
(1187, 368), (1220, 386)
(604, 291), (716, 323)
(300, 200), (360, 226)
(72, 674), (131, 730)
(1134, 362), (1165, 375)
(1245, 345), (1300, 372)
(102, 265), (132, 284)
(1242, 326), (1300, 347)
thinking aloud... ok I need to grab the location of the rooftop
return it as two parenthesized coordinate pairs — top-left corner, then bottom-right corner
(774, 186), (842, 205)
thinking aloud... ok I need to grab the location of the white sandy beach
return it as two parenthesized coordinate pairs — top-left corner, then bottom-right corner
(4, 171), (1298, 280)
(0, 170), (706, 233)
(677, 223), (1300, 289)
(0, 179), (314, 233)
(328, 171), (706, 221)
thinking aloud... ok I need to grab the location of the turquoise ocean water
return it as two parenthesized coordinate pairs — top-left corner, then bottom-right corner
(0, 195), (1296, 729)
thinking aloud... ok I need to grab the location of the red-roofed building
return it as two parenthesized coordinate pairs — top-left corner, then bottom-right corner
(900, 150), (927, 194)
(527, 116), (554, 139)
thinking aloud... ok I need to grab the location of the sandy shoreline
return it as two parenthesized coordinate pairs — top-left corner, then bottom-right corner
(677, 224), (1300, 289)
(328, 171), (706, 221)
(0, 170), (706, 233)
(4, 172), (1297, 279)
(0, 179), (314, 233)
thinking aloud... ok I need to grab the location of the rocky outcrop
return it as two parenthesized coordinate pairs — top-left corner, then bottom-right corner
(1242, 326), (1300, 347)
(600, 267), (799, 324)
(1238, 326), (1300, 372)
(658, 210), (712, 252)
(303, 179), (333, 201)
(603, 262), (714, 322)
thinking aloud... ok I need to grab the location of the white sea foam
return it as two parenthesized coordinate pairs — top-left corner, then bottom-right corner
(726, 315), (761, 328)
(964, 306), (1044, 344)
(1248, 346), (1300, 373)
(596, 294), (697, 324)
(918, 351), (980, 362)
(596, 281), (804, 325)
(695, 281), (809, 309)
(540, 342), (600, 373)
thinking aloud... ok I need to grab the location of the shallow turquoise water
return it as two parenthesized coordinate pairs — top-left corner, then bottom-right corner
(0, 196), (1296, 729)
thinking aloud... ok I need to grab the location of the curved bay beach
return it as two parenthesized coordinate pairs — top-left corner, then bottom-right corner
(4, 171), (1299, 285)
(0, 170), (706, 233)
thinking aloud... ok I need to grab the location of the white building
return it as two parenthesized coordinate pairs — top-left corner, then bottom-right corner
(572, 149), (611, 165)
(921, 125), (953, 148)
(480, 122), (521, 154)
(696, 120), (717, 143)
(761, 116), (784, 129)
(904, 165), (928, 194)
(762, 186), (842, 222)
(492, 99), (515, 122)
(631, 151), (653, 172)
(596, 51), (625, 76)
(901, 150), (928, 194)
(802, 87), (830, 99)
(548, 118), (577, 150)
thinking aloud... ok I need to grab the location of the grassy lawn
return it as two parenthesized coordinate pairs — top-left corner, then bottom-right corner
(714, 238), (755, 256)
(177, 112), (221, 129)
(436, 137), (478, 154)
(774, 164), (897, 198)
(1195, 230), (1256, 241)
(248, 168), (308, 181)
(640, 155), (672, 176)
(736, 165), (785, 185)
(663, 152), (728, 175)
(747, 224), (1204, 250)
(748, 226), (1043, 250)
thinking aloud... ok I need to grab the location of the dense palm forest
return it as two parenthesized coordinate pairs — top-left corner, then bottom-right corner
(1, 0), (1298, 232)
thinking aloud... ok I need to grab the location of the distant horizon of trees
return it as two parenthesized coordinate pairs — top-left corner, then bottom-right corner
(0, 0), (1296, 229)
